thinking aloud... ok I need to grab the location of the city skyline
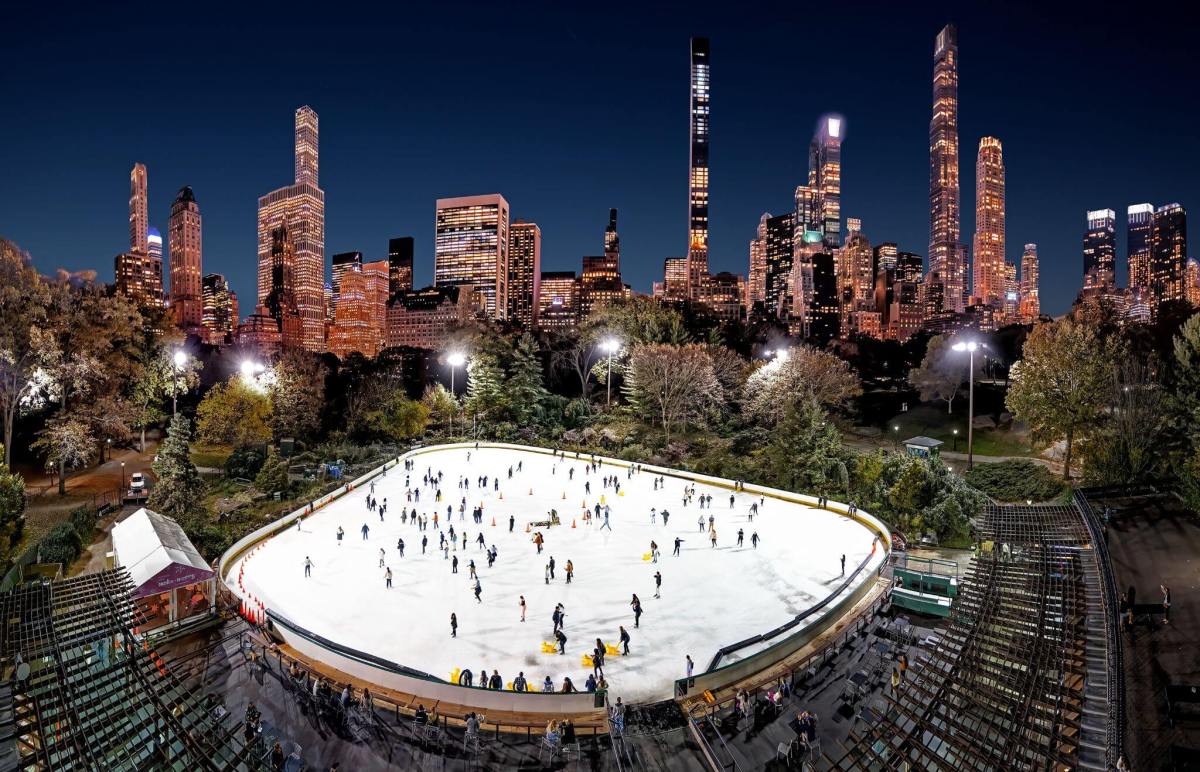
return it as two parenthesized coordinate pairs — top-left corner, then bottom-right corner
(2, 2), (1196, 318)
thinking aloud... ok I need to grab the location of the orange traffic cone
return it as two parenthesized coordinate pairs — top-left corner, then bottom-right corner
(572, 519), (577, 528)
(529, 488), (533, 495)
(525, 523), (531, 533)
(582, 500), (586, 508)
(562, 491), (566, 500)
(491, 517), (496, 527)
(500, 492), (503, 499)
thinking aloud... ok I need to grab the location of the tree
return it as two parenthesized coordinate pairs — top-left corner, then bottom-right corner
(0, 239), (51, 466)
(1079, 359), (1166, 485)
(761, 394), (847, 494)
(365, 391), (430, 441)
(0, 446), (26, 566)
(31, 416), (94, 494)
(421, 384), (458, 435)
(908, 334), (976, 413)
(507, 333), (549, 424)
(254, 447), (290, 495)
(1006, 318), (1120, 480)
(148, 414), (205, 520)
(623, 344), (722, 443)
(463, 351), (506, 428)
(195, 379), (272, 448)
(584, 297), (691, 346)
(269, 350), (326, 442)
(744, 344), (861, 425)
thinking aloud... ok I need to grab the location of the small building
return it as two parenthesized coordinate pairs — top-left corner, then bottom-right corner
(110, 508), (216, 635)
(903, 436), (944, 460)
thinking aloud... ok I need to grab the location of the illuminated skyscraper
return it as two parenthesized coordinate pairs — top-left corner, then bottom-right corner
(168, 186), (203, 332)
(434, 194), (510, 320)
(580, 210), (623, 320)
(971, 137), (1006, 309)
(1003, 260), (1018, 320)
(201, 273), (238, 344)
(388, 237), (414, 294)
(331, 251), (363, 309)
(838, 218), (875, 336)
(928, 24), (964, 314)
(1082, 209), (1117, 293)
(1151, 203), (1188, 306)
(809, 116), (843, 248)
(874, 243), (899, 275)
(763, 213), (795, 316)
(1126, 203), (1153, 293)
(129, 162), (149, 255)
(747, 214), (769, 308)
(1019, 243), (1040, 322)
(604, 208), (620, 258)
(257, 106), (326, 352)
(147, 227), (163, 276)
(508, 221), (542, 328)
(328, 260), (389, 358)
(686, 37), (711, 299)
(538, 271), (579, 332)
(664, 257), (689, 300)
(266, 225), (302, 348)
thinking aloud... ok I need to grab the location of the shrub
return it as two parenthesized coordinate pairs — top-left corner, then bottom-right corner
(964, 459), (1065, 502)
(68, 504), (98, 542)
(39, 522), (83, 567)
(225, 447), (266, 480)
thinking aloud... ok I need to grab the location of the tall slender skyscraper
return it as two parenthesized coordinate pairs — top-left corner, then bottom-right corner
(434, 194), (510, 319)
(388, 237), (415, 295)
(508, 221), (542, 329)
(1127, 203), (1154, 293)
(202, 273), (238, 344)
(809, 116), (843, 248)
(686, 37), (711, 299)
(971, 137), (1006, 310)
(266, 225), (302, 347)
(928, 24), (964, 314)
(1019, 243), (1040, 322)
(1082, 209), (1117, 293)
(257, 106), (326, 352)
(168, 186), (203, 332)
(747, 214), (769, 308)
(580, 209), (623, 320)
(1151, 203), (1188, 306)
(129, 162), (149, 255)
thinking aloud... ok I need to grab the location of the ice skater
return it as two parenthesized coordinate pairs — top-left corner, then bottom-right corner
(384, 566), (392, 588)
(548, 556), (556, 580)
(697, 516), (705, 533)
(840, 554), (846, 575)
(452, 555), (459, 574)
(450, 612), (458, 637)
(662, 510), (670, 526)
(336, 526), (344, 545)
(751, 532), (760, 549)
(729, 494), (735, 508)
(555, 629), (567, 654)
(631, 594), (643, 628)
(379, 548), (386, 567)
(673, 537), (683, 556)
(473, 579), (482, 603)
(421, 534), (428, 554)
(519, 595), (526, 622)
(737, 529), (744, 547)
(619, 625), (631, 655)
(650, 540), (659, 563)
(304, 556), (313, 577)
(710, 528), (718, 548)
(396, 537), (405, 557)
(654, 570), (662, 599)
(565, 560), (574, 584)
(601, 511), (611, 530)
(361, 523), (370, 540)
(650, 508), (656, 524)
(686, 655), (694, 678)
(509, 514), (515, 533)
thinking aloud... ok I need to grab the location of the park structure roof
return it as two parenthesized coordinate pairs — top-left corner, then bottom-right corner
(111, 507), (213, 598)
(902, 436), (943, 448)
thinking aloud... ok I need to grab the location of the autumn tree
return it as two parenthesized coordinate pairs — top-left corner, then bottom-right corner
(195, 379), (272, 448)
(908, 334), (979, 413)
(744, 344), (861, 425)
(0, 446), (25, 566)
(623, 344), (722, 443)
(364, 391), (430, 441)
(269, 350), (326, 441)
(421, 384), (458, 434)
(0, 239), (51, 466)
(1006, 319), (1121, 480)
(31, 416), (94, 493)
(254, 446), (290, 495)
(148, 414), (205, 520)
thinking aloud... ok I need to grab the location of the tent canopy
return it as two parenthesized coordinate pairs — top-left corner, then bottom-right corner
(111, 508), (213, 598)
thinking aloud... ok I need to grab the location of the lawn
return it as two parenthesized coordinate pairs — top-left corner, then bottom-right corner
(879, 404), (1034, 458)
(191, 444), (234, 469)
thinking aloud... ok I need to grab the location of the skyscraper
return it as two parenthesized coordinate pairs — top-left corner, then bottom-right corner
(928, 24), (964, 314)
(809, 116), (844, 248)
(147, 227), (163, 277)
(508, 221), (542, 328)
(257, 106), (326, 352)
(168, 186), (203, 332)
(1019, 243), (1040, 322)
(331, 251), (363, 308)
(1151, 203), (1188, 306)
(129, 162), (149, 255)
(328, 260), (389, 358)
(971, 137), (1006, 310)
(580, 210), (623, 320)
(266, 225), (302, 348)
(388, 237), (414, 295)
(1082, 208), (1117, 293)
(201, 273), (238, 344)
(764, 213), (795, 314)
(747, 214), (769, 308)
(838, 218), (875, 336)
(434, 194), (510, 320)
(538, 271), (579, 332)
(1127, 203), (1154, 293)
(116, 162), (163, 309)
(874, 243), (899, 275)
(686, 37), (711, 299)
(604, 208), (620, 258)
(664, 257), (689, 299)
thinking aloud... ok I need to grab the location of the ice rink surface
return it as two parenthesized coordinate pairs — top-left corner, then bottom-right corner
(235, 445), (883, 701)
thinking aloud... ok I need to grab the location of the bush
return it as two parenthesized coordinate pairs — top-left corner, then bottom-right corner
(225, 446), (266, 480)
(68, 504), (99, 542)
(39, 522), (83, 567)
(964, 460), (1065, 502)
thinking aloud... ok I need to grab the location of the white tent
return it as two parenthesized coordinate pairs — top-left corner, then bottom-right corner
(111, 508), (214, 599)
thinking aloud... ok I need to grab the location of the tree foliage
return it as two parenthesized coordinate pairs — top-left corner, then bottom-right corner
(148, 414), (206, 520)
(195, 379), (272, 448)
(964, 459), (1064, 502)
(254, 446), (290, 495)
(623, 344), (722, 443)
(269, 350), (326, 441)
(908, 334), (977, 413)
(759, 394), (848, 494)
(0, 239), (51, 466)
(0, 446), (26, 566)
(744, 344), (861, 425)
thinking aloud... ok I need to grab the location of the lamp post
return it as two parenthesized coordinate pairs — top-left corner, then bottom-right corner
(446, 352), (466, 436)
(951, 340), (985, 471)
(952, 428), (959, 452)
(120, 461), (126, 499)
(601, 338), (621, 408)
(172, 350), (188, 415)
(893, 424), (901, 452)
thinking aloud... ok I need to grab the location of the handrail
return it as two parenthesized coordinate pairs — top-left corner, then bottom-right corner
(1073, 489), (1124, 768)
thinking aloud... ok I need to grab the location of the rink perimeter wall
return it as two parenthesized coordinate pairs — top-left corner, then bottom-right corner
(219, 441), (891, 711)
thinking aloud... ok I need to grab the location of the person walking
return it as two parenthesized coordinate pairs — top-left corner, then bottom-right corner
(619, 625), (631, 655)
(450, 612), (458, 638)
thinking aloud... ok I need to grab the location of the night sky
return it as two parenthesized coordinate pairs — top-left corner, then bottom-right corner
(2, 1), (1196, 317)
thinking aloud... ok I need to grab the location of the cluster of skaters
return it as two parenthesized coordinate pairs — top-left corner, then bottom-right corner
(281, 445), (856, 701)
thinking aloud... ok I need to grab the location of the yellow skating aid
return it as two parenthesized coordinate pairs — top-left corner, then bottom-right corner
(506, 681), (513, 690)
(450, 667), (461, 683)
(600, 495), (606, 504)
(541, 641), (557, 654)
(642, 552), (652, 561)
(605, 644), (620, 656)
(618, 490), (625, 496)
(581, 654), (594, 667)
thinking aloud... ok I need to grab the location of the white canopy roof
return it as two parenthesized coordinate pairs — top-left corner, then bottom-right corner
(111, 508), (213, 598)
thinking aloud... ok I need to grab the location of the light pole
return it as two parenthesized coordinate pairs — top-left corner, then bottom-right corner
(446, 352), (466, 436)
(120, 461), (126, 499)
(952, 428), (959, 452)
(951, 340), (985, 471)
(601, 338), (621, 408)
(172, 350), (188, 415)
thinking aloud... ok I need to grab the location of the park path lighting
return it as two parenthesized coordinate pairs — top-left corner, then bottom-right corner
(951, 339), (986, 471)
(171, 350), (189, 415)
(120, 461), (125, 496)
(953, 428), (959, 452)
(446, 352), (467, 436)
(601, 338), (621, 408)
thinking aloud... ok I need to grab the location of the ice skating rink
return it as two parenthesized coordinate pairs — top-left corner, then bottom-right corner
(234, 444), (885, 701)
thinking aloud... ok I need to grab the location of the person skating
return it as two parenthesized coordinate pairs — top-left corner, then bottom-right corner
(565, 559), (574, 584)
(631, 594), (643, 628)
(450, 613), (457, 637)
(384, 566), (392, 588)
(710, 528), (717, 548)
(360, 523), (370, 540)
(593, 638), (605, 675)
(650, 540), (659, 563)
(421, 534), (428, 554)
(555, 629), (567, 654)
(840, 554), (846, 575)
(379, 547), (386, 567)
(513, 671), (528, 692)
(452, 555), (459, 574)
(304, 556), (314, 577)
(336, 526), (344, 545)
(686, 655), (694, 678)
(396, 537), (405, 557)
(751, 532), (760, 549)
(650, 507), (656, 524)
(673, 537), (683, 556)
(601, 511), (611, 530)
(519, 595), (526, 622)
(534, 532), (544, 554)
(619, 625), (631, 655)
(737, 529), (744, 547)
(662, 510), (669, 526)
(697, 515), (704, 533)
(473, 579), (482, 603)
(548, 556), (556, 579)
(544, 563), (550, 585)
(468, 559), (476, 579)
(509, 514), (515, 533)
(552, 603), (566, 633)
(654, 570), (662, 599)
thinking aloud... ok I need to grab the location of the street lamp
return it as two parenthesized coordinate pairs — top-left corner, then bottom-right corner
(951, 339), (986, 470)
(172, 350), (188, 415)
(773, 348), (790, 362)
(601, 338), (621, 408)
(120, 461), (126, 498)
(446, 352), (466, 436)
(952, 428), (959, 452)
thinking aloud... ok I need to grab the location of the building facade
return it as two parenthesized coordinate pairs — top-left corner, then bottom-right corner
(1151, 203), (1188, 307)
(928, 24), (964, 315)
(839, 218), (875, 336)
(237, 304), (283, 359)
(1127, 204), (1154, 294)
(168, 186), (203, 333)
(129, 162), (149, 256)
(764, 212), (795, 316)
(1082, 208), (1117, 294)
(971, 137), (1006, 311)
(538, 271), (579, 333)
(686, 37), (711, 299)
(328, 260), (389, 358)
(1019, 243), (1040, 322)
(747, 214), (769, 309)
(508, 222), (542, 329)
(434, 194), (510, 321)
(385, 286), (471, 350)
(256, 106), (326, 352)
(201, 273), (238, 345)
(388, 237), (414, 295)
(116, 163), (163, 308)
(265, 225), (302, 348)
